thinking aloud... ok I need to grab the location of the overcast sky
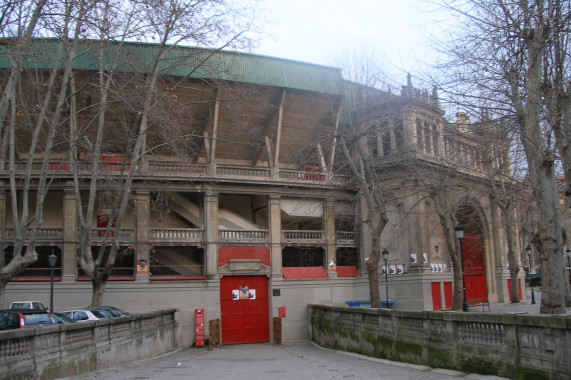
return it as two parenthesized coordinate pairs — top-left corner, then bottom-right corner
(251, 0), (441, 89)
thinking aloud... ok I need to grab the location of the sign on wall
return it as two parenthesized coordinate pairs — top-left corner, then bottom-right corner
(232, 285), (256, 300)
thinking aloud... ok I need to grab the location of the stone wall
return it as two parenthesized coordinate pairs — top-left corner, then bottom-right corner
(0, 309), (178, 380)
(310, 305), (570, 379)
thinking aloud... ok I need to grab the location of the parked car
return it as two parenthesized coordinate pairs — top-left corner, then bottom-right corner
(0, 309), (55, 330)
(51, 312), (75, 324)
(10, 301), (48, 311)
(60, 309), (110, 322)
(84, 306), (131, 317)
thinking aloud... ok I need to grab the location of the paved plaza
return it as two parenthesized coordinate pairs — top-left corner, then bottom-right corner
(62, 290), (570, 380)
(61, 342), (507, 380)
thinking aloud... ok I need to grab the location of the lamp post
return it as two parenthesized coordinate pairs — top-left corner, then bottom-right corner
(382, 249), (389, 309)
(455, 225), (468, 312)
(566, 248), (571, 286)
(48, 250), (57, 312)
(526, 245), (535, 305)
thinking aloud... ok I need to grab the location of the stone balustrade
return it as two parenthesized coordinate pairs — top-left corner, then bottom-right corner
(310, 305), (570, 379)
(0, 309), (177, 380)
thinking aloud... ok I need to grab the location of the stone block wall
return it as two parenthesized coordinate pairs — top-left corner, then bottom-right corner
(310, 305), (570, 379)
(0, 309), (177, 380)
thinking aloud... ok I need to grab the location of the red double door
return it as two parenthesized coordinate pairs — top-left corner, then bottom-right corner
(220, 275), (269, 345)
(461, 236), (488, 304)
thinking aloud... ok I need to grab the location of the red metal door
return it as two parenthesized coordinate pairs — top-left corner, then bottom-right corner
(507, 279), (522, 301)
(431, 282), (442, 310)
(220, 276), (269, 344)
(461, 236), (488, 304)
(443, 282), (453, 309)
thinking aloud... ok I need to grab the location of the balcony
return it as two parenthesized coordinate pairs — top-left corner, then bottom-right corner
(4, 160), (350, 186)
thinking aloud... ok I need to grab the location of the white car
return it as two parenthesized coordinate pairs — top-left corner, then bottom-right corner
(60, 309), (110, 322)
(10, 301), (48, 311)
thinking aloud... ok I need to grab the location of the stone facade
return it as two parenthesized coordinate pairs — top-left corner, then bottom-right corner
(0, 40), (523, 345)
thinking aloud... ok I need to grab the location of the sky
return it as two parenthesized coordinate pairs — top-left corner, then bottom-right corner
(251, 0), (440, 90)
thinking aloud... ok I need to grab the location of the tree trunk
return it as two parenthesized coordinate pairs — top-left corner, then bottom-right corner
(368, 236), (381, 308)
(91, 276), (107, 306)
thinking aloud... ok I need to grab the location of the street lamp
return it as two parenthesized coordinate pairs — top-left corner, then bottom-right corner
(566, 248), (571, 286)
(455, 224), (468, 312)
(526, 245), (535, 305)
(382, 248), (389, 309)
(565, 185), (571, 208)
(48, 250), (57, 312)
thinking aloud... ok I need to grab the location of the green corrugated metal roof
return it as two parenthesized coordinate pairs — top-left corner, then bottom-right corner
(0, 39), (343, 95)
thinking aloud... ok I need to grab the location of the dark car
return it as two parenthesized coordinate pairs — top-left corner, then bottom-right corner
(0, 309), (55, 330)
(51, 312), (75, 324)
(85, 306), (131, 317)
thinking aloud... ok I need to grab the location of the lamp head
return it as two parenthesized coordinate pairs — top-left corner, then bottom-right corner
(454, 224), (464, 239)
(48, 252), (57, 267)
(381, 249), (389, 261)
(526, 245), (532, 256)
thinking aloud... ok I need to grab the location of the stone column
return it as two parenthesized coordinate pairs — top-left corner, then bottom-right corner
(204, 190), (219, 279)
(62, 188), (78, 281)
(324, 199), (337, 278)
(134, 191), (150, 282)
(269, 195), (282, 278)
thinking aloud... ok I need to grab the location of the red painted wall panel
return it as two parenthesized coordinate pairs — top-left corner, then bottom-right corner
(337, 266), (359, 277)
(282, 267), (327, 279)
(218, 246), (270, 267)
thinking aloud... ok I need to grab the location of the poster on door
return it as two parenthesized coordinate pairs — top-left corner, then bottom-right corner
(232, 285), (256, 300)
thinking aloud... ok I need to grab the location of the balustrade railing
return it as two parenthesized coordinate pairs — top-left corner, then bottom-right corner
(90, 228), (135, 242)
(220, 229), (268, 242)
(216, 166), (270, 179)
(4, 160), (351, 186)
(4, 227), (63, 241)
(283, 230), (324, 244)
(336, 231), (356, 246)
(150, 229), (203, 243)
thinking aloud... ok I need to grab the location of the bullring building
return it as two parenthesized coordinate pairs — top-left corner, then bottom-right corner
(0, 40), (523, 345)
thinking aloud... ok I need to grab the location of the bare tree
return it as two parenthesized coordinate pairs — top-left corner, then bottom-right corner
(427, 0), (570, 313)
(67, 0), (258, 305)
(0, 1), (83, 304)
(337, 82), (396, 308)
(0, 0), (260, 305)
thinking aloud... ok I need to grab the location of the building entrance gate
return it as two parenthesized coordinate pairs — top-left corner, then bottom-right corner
(462, 236), (488, 304)
(220, 275), (269, 344)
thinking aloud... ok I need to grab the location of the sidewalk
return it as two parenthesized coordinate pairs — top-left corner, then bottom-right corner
(468, 290), (570, 315)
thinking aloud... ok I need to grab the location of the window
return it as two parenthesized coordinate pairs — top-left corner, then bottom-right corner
(281, 247), (327, 279)
(150, 246), (204, 280)
(77, 245), (135, 279)
(282, 246), (324, 267)
(4, 246), (62, 280)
